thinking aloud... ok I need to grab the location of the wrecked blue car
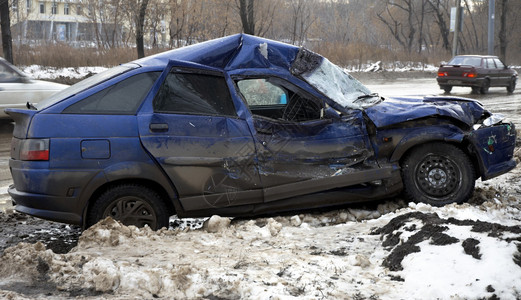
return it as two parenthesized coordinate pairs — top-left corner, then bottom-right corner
(7, 34), (517, 230)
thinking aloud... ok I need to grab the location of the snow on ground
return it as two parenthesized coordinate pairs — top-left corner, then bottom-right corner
(345, 61), (439, 73)
(20, 65), (107, 80)
(17, 61), (436, 83)
(0, 166), (520, 299)
(0, 64), (520, 299)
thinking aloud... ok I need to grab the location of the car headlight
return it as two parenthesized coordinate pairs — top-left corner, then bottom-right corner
(473, 113), (506, 130)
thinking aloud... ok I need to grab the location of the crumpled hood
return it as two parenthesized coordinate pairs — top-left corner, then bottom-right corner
(364, 96), (487, 128)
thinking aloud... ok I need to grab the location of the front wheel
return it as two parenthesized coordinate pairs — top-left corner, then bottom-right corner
(480, 79), (490, 94)
(401, 143), (475, 206)
(87, 184), (170, 230)
(507, 78), (516, 94)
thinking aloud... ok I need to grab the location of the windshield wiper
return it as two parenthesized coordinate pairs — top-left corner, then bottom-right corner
(26, 102), (37, 110)
(355, 93), (380, 102)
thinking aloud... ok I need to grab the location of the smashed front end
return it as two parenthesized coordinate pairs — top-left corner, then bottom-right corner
(468, 114), (517, 180)
(364, 96), (517, 182)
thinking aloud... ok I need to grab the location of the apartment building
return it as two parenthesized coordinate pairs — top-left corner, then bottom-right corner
(11, 0), (117, 46)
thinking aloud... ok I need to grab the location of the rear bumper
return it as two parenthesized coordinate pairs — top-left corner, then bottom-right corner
(437, 77), (484, 88)
(9, 185), (83, 225)
(8, 159), (104, 226)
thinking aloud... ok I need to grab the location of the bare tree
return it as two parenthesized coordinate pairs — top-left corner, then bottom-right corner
(0, 0), (13, 63)
(287, 0), (316, 46)
(462, 0), (481, 52)
(498, 0), (508, 62)
(425, 0), (451, 52)
(136, 0), (149, 58)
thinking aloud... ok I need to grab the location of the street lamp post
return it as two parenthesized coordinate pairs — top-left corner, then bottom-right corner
(488, 0), (495, 55)
(452, 0), (461, 57)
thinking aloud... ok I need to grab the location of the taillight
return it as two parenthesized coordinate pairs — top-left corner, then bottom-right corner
(437, 72), (448, 77)
(20, 139), (49, 161)
(463, 72), (477, 78)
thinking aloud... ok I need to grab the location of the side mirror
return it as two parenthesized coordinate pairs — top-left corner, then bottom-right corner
(20, 76), (32, 83)
(322, 107), (342, 120)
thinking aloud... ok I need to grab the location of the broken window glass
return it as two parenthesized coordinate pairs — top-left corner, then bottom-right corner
(154, 72), (236, 116)
(237, 79), (288, 106)
(291, 48), (377, 109)
(237, 77), (322, 122)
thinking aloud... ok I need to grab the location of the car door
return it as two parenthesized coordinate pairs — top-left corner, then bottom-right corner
(235, 77), (380, 203)
(138, 62), (263, 211)
(493, 58), (511, 85)
(485, 58), (499, 86)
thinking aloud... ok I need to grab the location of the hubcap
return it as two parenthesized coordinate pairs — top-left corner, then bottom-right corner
(415, 154), (460, 199)
(103, 196), (157, 228)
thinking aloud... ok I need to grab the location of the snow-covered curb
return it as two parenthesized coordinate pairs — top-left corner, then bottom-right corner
(1, 190), (520, 299)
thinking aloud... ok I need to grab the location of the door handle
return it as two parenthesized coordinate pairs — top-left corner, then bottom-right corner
(149, 123), (169, 132)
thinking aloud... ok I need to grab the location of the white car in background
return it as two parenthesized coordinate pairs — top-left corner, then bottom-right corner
(0, 57), (68, 118)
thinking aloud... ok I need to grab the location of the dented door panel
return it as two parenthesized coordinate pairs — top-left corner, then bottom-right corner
(253, 110), (379, 193)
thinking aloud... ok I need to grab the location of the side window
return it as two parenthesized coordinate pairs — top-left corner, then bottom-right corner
(237, 78), (322, 122)
(63, 72), (160, 114)
(494, 59), (505, 69)
(0, 61), (22, 83)
(238, 79), (288, 106)
(486, 58), (496, 69)
(153, 72), (236, 116)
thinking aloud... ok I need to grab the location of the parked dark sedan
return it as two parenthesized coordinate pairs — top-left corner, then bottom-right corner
(437, 55), (517, 94)
(7, 35), (517, 230)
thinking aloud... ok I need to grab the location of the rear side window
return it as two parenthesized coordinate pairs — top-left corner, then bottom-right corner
(63, 72), (160, 114)
(153, 72), (236, 116)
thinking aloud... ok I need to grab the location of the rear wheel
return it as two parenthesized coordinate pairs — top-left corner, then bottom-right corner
(401, 143), (475, 206)
(507, 78), (516, 94)
(480, 79), (490, 94)
(443, 86), (452, 94)
(87, 184), (170, 230)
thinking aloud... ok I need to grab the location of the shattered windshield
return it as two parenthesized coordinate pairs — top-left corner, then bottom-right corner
(291, 49), (380, 109)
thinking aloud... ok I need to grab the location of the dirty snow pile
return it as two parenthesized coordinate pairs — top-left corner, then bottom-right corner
(0, 175), (520, 300)
(21, 65), (107, 80)
(345, 61), (439, 73)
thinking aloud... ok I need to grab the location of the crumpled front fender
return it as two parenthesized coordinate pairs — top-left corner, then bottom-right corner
(389, 125), (465, 162)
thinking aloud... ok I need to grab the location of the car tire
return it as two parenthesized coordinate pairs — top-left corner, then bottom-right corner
(401, 143), (475, 206)
(480, 79), (490, 94)
(443, 86), (452, 94)
(87, 184), (170, 230)
(507, 78), (516, 94)
(471, 87), (480, 94)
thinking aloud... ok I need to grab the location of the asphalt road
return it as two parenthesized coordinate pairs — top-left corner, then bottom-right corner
(364, 77), (521, 126)
(0, 77), (520, 211)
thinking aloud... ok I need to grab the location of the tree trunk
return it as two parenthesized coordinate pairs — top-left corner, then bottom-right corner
(426, 0), (451, 52)
(136, 0), (149, 59)
(239, 0), (255, 35)
(498, 0), (508, 62)
(417, 0), (425, 53)
(0, 0), (13, 63)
